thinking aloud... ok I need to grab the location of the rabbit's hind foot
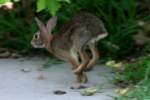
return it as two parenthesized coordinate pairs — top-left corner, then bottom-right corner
(75, 72), (88, 83)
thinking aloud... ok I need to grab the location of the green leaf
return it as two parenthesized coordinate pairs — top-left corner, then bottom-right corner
(36, 0), (46, 12)
(13, 0), (20, 2)
(46, 0), (60, 16)
(57, 0), (71, 3)
(63, 0), (70, 3)
(36, 0), (70, 16)
(0, 0), (11, 4)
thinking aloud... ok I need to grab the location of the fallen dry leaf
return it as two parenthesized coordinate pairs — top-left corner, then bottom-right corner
(37, 74), (45, 80)
(116, 87), (131, 95)
(106, 60), (124, 71)
(81, 87), (98, 96)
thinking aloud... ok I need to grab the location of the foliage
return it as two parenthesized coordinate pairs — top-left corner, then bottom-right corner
(0, 0), (10, 4)
(0, 0), (149, 58)
(0, 0), (19, 4)
(36, 0), (70, 16)
(116, 82), (150, 100)
(39, 0), (138, 58)
(0, 17), (36, 51)
(43, 57), (63, 68)
(94, 0), (138, 58)
(0, 2), (37, 51)
(115, 56), (150, 84)
(116, 59), (150, 100)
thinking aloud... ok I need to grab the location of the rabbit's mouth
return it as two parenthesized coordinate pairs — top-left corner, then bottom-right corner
(31, 41), (45, 48)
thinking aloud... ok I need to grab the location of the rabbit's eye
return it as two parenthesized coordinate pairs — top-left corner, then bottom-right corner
(34, 34), (38, 39)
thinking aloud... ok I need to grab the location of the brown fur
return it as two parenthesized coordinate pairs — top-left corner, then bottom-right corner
(31, 12), (108, 83)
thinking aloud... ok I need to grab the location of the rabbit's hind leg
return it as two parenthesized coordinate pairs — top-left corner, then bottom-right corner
(70, 48), (80, 70)
(68, 55), (82, 83)
(74, 71), (87, 83)
(85, 43), (99, 71)
(80, 71), (88, 83)
(73, 49), (90, 74)
(69, 47), (89, 83)
(68, 56), (87, 83)
(70, 71), (88, 89)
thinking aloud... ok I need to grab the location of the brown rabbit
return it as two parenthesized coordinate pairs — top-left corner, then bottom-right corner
(31, 12), (108, 83)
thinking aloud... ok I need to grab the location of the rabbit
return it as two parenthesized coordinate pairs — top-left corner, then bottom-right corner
(31, 12), (108, 83)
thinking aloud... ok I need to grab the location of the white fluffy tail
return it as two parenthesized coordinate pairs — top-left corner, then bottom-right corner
(91, 33), (108, 43)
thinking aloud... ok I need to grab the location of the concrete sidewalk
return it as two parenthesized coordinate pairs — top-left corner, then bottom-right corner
(0, 57), (116, 100)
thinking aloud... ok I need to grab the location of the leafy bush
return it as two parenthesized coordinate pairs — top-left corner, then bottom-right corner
(0, 19), (36, 51)
(94, 0), (138, 58)
(0, 1), (37, 52)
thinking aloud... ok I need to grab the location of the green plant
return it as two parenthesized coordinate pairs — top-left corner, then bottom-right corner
(0, 0), (19, 5)
(95, 0), (138, 58)
(0, 19), (35, 51)
(115, 56), (150, 85)
(116, 61), (150, 100)
(43, 57), (63, 68)
(0, 7), (37, 51)
(0, 0), (10, 4)
(36, 0), (70, 16)
(0, 0), (148, 58)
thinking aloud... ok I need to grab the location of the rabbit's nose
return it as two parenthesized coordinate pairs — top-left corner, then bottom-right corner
(31, 42), (37, 48)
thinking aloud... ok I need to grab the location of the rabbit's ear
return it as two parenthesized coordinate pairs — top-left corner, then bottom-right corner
(46, 16), (57, 33)
(35, 17), (49, 41)
(35, 17), (48, 33)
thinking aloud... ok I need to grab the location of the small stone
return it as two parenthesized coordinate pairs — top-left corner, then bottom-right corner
(21, 68), (31, 72)
(70, 85), (88, 90)
(53, 90), (66, 95)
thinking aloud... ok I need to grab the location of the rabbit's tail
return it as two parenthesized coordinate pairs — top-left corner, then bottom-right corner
(91, 33), (108, 43)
